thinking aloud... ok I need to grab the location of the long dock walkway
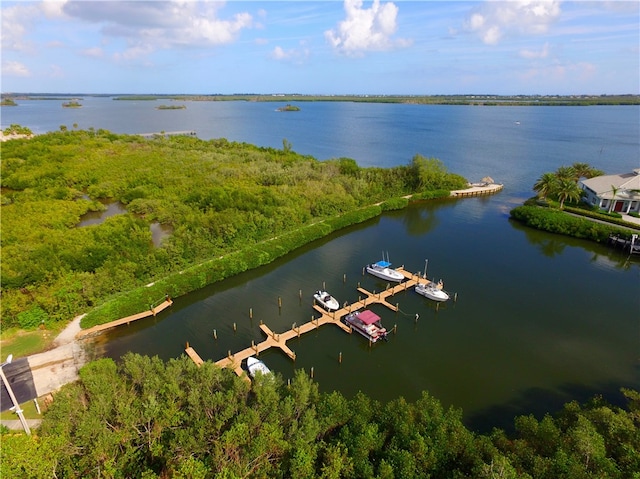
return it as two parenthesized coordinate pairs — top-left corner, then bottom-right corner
(186, 267), (442, 378)
(76, 299), (173, 339)
(450, 183), (503, 197)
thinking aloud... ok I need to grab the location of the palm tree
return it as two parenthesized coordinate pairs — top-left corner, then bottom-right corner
(607, 185), (620, 213)
(556, 178), (582, 209)
(571, 162), (603, 181)
(555, 165), (576, 181)
(533, 172), (558, 199)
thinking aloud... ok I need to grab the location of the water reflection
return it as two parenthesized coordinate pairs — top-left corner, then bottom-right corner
(150, 222), (173, 247)
(77, 200), (127, 226)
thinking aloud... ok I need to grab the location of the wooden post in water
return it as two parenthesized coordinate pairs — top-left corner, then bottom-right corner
(339, 352), (342, 364)
(323, 281), (326, 290)
(213, 329), (217, 340)
(343, 273), (347, 283)
(278, 296), (282, 308)
(454, 292), (458, 302)
(233, 322), (237, 332)
(393, 324), (397, 334)
(310, 367), (314, 379)
(415, 313), (419, 323)
(249, 308), (253, 319)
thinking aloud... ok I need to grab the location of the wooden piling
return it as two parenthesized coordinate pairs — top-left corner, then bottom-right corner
(339, 352), (342, 364)
(250, 308), (253, 319)
(213, 329), (217, 340)
(310, 367), (314, 378)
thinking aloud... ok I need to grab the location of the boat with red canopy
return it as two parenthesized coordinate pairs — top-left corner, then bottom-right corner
(342, 309), (388, 343)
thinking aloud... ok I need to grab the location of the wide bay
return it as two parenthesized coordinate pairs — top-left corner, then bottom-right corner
(3, 99), (639, 430)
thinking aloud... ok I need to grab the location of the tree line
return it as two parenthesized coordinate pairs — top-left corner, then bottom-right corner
(1, 129), (467, 330)
(1, 354), (638, 478)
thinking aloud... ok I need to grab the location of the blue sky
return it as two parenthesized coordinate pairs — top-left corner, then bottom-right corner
(2, 1), (638, 95)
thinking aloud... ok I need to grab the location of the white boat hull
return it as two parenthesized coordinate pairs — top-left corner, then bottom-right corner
(415, 282), (449, 302)
(247, 357), (271, 378)
(313, 291), (340, 311)
(366, 264), (404, 283)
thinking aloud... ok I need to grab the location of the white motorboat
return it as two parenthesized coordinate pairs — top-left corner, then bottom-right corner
(415, 281), (449, 302)
(314, 290), (340, 311)
(343, 309), (388, 343)
(365, 256), (404, 283)
(246, 356), (271, 378)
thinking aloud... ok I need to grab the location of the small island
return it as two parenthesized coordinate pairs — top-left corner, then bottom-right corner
(62, 100), (82, 108)
(1, 97), (17, 106)
(156, 105), (186, 110)
(277, 104), (300, 112)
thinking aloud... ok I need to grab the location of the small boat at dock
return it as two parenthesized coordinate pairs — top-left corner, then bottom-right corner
(246, 356), (271, 378)
(366, 253), (404, 282)
(415, 259), (450, 301)
(314, 290), (340, 311)
(415, 281), (449, 302)
(343, 309), (388, 343)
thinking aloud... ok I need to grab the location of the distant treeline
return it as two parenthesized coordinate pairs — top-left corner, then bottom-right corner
(4, 93), (637, 106)
(111, 94), (640, 106)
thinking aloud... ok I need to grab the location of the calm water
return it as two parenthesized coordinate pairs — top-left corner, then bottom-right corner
(3, 99), (639, 430)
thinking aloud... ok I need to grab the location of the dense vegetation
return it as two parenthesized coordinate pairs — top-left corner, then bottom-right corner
(1, 130), (466, 331)
(1, 353), (638, 478)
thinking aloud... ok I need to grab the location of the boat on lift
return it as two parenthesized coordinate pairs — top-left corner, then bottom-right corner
(365, 252), (404, 282)
(343, 309), (388, 343)
(313, 290), (340, 311)
(246, 356), (272, 378)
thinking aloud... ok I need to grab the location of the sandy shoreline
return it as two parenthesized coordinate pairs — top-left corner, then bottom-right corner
(0, 131), (34, 142)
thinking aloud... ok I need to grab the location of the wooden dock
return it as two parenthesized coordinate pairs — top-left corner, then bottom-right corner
(76, 299), (173, 339)
(450, 183), (503, 197)
(187, 267), (441, 378)
(138, 130), (197, 139)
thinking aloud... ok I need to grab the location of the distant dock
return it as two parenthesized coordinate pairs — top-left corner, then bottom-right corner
(138, 130), (197, 139)
(185, 267), (444, 378)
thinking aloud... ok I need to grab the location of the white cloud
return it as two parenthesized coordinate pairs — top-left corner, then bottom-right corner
(81, 47), (104, 58)
(1, 3), (37, 52)
(56, 1), (254, 61)
(2, 61), (31, 77)
(325, 0), (411, 55)
(520, 42), (550, 59)
(465, 0), (562, 45)
(270, 42), (310, 64)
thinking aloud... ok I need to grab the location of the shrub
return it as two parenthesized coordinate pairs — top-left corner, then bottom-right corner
(17, 306), (49, 330)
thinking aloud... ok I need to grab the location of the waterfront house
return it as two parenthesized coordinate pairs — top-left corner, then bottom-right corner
(580, 169), (640, 214)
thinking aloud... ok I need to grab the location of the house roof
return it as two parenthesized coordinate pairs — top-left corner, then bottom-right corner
(581, 169), (640, 200)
